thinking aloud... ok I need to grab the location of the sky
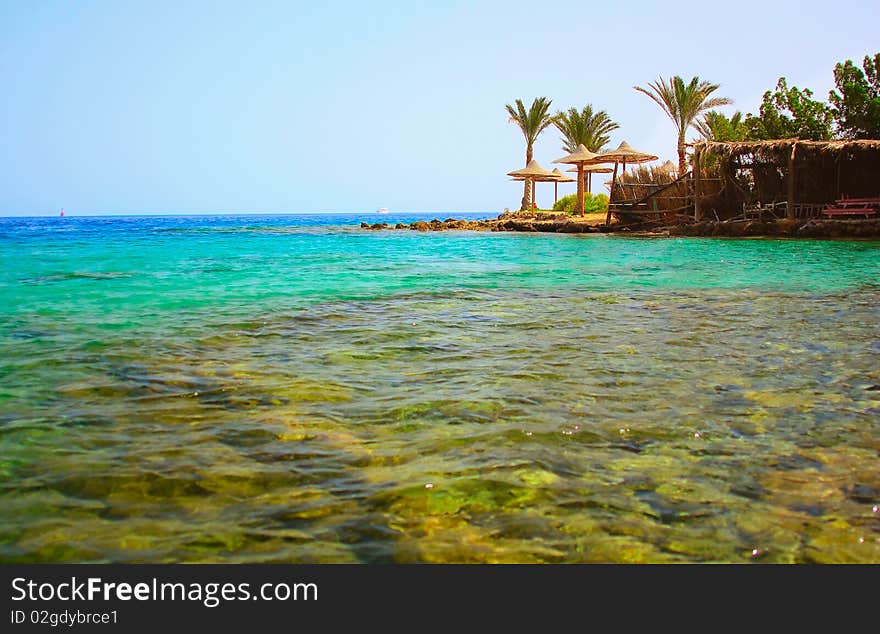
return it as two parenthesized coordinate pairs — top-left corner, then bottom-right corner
(1, 0), (878, 216)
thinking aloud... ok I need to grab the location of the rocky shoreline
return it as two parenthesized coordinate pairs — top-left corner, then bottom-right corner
(665, 218), (880, 238)
(361, 211), (603, 234)
(361, 212), (880, 239)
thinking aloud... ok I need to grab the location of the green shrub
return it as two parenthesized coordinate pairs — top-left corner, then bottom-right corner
(552, 192), (609, 214)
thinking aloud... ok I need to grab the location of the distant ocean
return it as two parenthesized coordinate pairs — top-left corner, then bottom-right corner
(1, 213), (879, 563)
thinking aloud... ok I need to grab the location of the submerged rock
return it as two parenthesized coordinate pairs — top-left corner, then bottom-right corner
(667, 219), (880, 239)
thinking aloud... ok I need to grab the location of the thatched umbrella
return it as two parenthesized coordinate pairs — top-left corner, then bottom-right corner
(591, 141), (658, 224)
(566, 164), (613, 194)
(552, 144), (599, 216)
(549, 168), (575, 204)
(508, 170), (565, 208)
(507, 160), (556, 210)
(658, 160), (677, 179)
(595, 141), (658, 171)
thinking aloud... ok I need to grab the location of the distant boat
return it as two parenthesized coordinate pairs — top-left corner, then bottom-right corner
(60, 208), (65, 217)
(377, 207), (389, 214)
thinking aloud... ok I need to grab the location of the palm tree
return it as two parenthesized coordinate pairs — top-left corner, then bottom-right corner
(553, 105), (619, 207)
(505, 97), (554, 210)
(634, 76), (732, 175)
(695, 110), (747, 142)
(553, 105), (619, 153)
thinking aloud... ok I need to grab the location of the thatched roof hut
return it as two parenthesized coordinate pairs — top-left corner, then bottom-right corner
(691, 139), (880, 219)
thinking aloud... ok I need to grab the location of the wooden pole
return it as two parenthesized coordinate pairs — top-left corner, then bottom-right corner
(835, 154), (841, 200)
(554, 180), (558, 204)
(787, 142), (797, 219)
(605, 161), (619, 226)
(532, 179), (536, 210)
(577, 164), (585, 216)
(694, 147), (702, 221)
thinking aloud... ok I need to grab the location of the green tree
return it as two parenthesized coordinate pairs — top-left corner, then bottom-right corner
(634, 75), (732, 175)
(505, 97), (554, 210)
(553, 105), (619, 153)
(744, 78), (833, 141)
(829, 53), (880, 139)
(695, 110), (748, 142)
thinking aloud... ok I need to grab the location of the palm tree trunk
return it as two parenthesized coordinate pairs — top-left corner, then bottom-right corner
(677, 133), (687, 177)
(521, 146), (533, 210)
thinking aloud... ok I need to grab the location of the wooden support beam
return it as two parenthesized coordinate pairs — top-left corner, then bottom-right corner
(694, 148), (702, 221)
(576, 165), (585, 216)
(835, 154), (841, 199)
(605, 161), (619, 226)
(787, 143), (797, 219)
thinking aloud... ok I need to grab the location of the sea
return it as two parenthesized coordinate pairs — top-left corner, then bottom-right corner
(1, 212), (879, 563)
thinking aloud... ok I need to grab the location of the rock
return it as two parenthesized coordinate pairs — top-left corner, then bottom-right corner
(558, 222), (595, 234)
(380, 215), (880, 238)
(777, 219), (799, 235)
(532, 221), (557, 232)
(843, 483), (878, 504)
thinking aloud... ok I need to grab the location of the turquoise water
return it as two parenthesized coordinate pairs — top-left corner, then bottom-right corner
(1, 214), (879, 562)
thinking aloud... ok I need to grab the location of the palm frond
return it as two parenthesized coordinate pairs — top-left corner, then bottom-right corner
(553, 104), (619, 153)
(635, 75), (732, 172)
(696, 110), (748, 142)
(505, 97), (554, 147)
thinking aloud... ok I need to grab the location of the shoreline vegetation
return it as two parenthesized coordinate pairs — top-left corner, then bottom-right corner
(362, 211), (880, 238)
(500, 53), (880, 223)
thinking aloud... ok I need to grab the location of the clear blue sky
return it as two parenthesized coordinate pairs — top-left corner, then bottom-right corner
(2, 0), (878, 215)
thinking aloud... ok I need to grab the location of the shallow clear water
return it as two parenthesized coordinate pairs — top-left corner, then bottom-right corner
(1, 214), (879, 563)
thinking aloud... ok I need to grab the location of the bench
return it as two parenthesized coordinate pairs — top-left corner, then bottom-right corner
(822, 197), (879, 218)
(833, 197), (880, 204)
(822, 206), (878, 218)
